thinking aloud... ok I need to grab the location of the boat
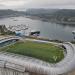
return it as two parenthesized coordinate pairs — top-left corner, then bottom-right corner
(72, 30), (75, 34)
(29, 30), (40, 36)
(72, 30), (75, 39)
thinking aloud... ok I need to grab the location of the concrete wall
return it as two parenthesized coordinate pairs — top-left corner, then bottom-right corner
(0, 67), (70, 75)
(0, 68), (29, 75)
(0, 67), (44, 75)
(0, 41), (75, 75)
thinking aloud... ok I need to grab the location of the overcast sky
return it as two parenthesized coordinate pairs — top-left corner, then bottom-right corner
(0, 0), (75, 10)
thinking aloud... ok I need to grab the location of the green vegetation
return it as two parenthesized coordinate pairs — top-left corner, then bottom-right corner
(0, 25), (15, 35)
(0, 41), (64, 63)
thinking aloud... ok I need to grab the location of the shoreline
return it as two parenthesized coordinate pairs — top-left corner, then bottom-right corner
(26, 16), (75, 25)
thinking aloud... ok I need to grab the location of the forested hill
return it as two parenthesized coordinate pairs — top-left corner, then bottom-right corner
(26, 9), (75, 16)
(0, 9), (75, 24)
(53, 9), (75, 16)
(0, 9), (75, 18)
(25, 9), (58, 15)
(25, 9), (75, 24)
(0, 9), (25, 18)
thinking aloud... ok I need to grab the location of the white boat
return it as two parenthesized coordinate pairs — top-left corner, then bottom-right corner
(72, 30), (75, 34)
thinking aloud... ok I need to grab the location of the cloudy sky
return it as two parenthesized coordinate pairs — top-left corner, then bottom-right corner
(0, 0), (75, 10)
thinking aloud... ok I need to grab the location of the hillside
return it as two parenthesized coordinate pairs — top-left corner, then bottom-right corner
(25, 9), (75, 24)
(0, 9), (25, 18)
(0, 9), (75, 24)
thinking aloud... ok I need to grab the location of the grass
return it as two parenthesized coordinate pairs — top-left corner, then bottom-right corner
(0, 41), (64, 63)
